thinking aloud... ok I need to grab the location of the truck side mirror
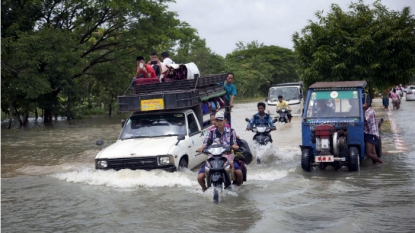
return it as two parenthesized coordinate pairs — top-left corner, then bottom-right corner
(176, 135), (185, 145)
(121, 119), (125, 128)
(96, 140), (104, 150)
(245, 118), (250, 122)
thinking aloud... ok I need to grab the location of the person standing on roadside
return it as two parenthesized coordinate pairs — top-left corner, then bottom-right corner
(390, 88), (401, 110)
(224, 72), (237, 127)
(382, 88), (390, 111)
(363, 101), (384, 164)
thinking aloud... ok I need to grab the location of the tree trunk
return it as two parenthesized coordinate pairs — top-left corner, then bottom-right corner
(23, 109), (29, 126)
(8, 100), (13, 129)
(66, 93), (72, 120)
(44, 108), (53, 123)
(13, 105), (23, 126)
(108, 93), (114, 116)
(34, 102), (38, 120)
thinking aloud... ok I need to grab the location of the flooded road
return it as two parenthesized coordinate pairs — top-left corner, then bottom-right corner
(2, 99), (415, 233)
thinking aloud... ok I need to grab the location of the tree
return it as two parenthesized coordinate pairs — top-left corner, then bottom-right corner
(225, 41), (299, 97)
(293, 0), (415, 93)
(1, 0), (200, 125)
(175, 37), (225, 75)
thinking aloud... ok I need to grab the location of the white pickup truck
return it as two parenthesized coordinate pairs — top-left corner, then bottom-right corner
(95, 74), (228, 171)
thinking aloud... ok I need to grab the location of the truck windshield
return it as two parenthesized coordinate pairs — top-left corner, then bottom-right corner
(269, 87), (300, 102)
(305, 90), (360, 118)
(120, 113), (186, 139)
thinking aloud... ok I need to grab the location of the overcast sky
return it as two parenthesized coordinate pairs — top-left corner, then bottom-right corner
(167, 0), (414, 57)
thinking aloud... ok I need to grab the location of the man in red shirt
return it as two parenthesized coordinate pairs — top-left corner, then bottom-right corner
(136, 56), (157, 79)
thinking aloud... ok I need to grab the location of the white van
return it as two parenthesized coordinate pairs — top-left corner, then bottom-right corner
(266, 82), (304, 116)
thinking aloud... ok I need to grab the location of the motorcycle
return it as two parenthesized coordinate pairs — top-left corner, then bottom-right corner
(276, 108), (291, 123)
(245, 118), (277, 164)
(201, 144), (237, 204)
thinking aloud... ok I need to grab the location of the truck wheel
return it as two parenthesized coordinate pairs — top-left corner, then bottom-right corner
(348, 147), (359, 172)
(375, 137), (382, 158)
(301, 148), (312, 172)
(178, 157), (188, 171)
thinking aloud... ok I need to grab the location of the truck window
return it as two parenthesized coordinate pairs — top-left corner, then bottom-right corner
(305, 90), (360, 118)
(187, 113), (199, 135)
(120, 113), (186, 139)
(269, 86), (300, 101)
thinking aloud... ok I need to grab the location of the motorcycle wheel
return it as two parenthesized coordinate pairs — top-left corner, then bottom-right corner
(213, 184), (220, 204)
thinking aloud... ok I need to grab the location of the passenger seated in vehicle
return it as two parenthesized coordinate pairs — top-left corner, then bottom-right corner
(347, 98), (360, 116)
(148, 51), (162, 78)
(313, 99), (334, 117)
(136, 56), (157, 79)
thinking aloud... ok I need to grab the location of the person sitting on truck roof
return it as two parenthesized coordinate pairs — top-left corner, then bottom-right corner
(147, 51), (163, 78)
(247, 102), (276, 131)
(161, 51), (175, 65)
(276, 95), (292, 122)
(197, 111), (242, 191)
(136, 56), (157, 79)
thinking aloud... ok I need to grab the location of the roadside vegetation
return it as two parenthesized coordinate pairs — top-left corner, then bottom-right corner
(2, 0), (414, 127)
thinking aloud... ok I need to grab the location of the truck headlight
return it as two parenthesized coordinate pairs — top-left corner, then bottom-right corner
(158, 156), (173, 165)
(96, 160), (108, 169)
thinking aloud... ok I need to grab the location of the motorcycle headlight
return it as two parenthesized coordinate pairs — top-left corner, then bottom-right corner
(96, 160), (108, 169)
(282, 109), (286, 112)
(158, 155), (173, 165)
(257, 127), (266, 133)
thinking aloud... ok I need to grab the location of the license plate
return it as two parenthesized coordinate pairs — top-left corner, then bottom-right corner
(141, 99), (164, 111)
(315, 155), (334, 162)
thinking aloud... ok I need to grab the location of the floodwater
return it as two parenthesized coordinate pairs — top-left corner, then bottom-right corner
(2, 99), (415, 233)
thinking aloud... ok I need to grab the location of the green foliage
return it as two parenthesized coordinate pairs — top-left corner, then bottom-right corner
(2, 0), (221, 124)
(293, 0), (415, 90)
(175, 38), (225, 75)
(225, 42), (299, 97)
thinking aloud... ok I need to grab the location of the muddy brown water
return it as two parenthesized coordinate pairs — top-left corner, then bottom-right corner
(2, 99), (415, 232)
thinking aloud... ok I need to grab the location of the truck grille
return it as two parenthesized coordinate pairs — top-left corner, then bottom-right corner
(107, 157), (158, 170)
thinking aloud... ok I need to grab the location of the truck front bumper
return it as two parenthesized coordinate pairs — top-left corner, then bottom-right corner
(95, 158), (177, 172)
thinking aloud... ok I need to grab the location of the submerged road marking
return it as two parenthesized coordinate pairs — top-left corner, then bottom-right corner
(384, 111), (407, 154)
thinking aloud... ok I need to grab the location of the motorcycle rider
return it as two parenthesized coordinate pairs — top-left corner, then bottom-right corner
(246, 102), (276, 131)
(197, 111), (242, 191)
(276, 95), (292, 122)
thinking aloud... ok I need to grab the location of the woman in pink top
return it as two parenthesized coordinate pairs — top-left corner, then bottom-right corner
(390, 88), (401, 110)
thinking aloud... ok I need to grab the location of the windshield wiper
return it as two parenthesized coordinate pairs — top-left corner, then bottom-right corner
(121, 135), (148, 140)
(151, 134), (179, 138)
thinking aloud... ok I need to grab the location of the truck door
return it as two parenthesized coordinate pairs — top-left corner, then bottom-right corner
(186, 112), (206, 168)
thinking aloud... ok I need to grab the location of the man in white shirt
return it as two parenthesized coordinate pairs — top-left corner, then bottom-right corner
(161, 51), (175, 65)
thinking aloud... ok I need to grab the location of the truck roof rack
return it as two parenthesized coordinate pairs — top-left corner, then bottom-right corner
(271, 81), (303, 87)
(118, 74), (227, 112)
